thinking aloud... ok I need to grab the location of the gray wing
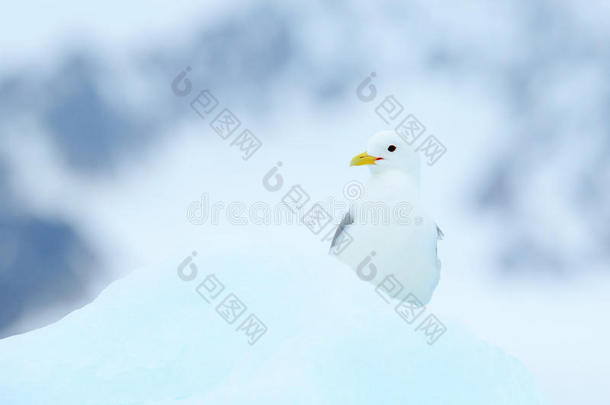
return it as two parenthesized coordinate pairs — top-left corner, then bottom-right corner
(436, 224), (444, 240)
(435, 224), (443, 269)
(329, 211), (353, 252)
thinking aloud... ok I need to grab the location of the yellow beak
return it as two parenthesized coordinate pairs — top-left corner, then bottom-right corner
(350, 152), (380, 166)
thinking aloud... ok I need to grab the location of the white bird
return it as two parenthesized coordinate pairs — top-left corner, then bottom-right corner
(331, 131), (443, 304)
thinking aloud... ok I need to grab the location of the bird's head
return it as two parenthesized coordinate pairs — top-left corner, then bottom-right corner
(350, 131), (420, 177)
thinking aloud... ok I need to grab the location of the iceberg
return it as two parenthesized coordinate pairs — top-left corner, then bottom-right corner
(0, 249), (546, 405)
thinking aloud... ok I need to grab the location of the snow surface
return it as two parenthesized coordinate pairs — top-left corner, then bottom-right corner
(0, 246), (545, 405)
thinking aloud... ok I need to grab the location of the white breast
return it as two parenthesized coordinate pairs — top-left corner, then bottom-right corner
(335, 170), (440, 304)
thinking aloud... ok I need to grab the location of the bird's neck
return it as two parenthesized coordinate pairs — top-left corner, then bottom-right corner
(369, 169), (420, 199)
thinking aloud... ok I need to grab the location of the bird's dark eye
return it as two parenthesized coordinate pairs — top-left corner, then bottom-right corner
(388, 145), (397, 152)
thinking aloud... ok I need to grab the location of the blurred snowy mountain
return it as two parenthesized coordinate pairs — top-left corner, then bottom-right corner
(1, 0), (608, 337)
